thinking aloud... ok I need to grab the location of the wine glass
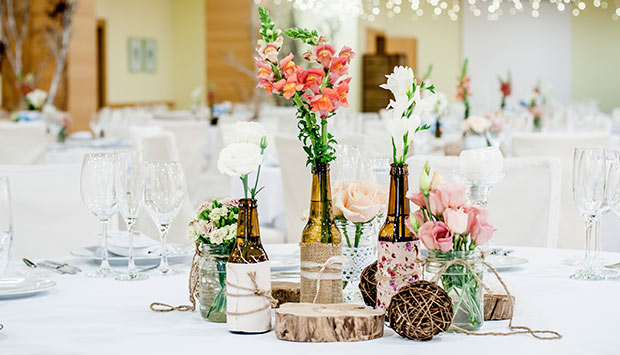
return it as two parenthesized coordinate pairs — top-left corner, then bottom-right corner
(0, 177), (12, 278)
(90, 112), (103, 139)
(114, 151), (148, 281)
(571, 147), (607, 281)
(81, 153), (117, 278)
(143, 161), (186, 275)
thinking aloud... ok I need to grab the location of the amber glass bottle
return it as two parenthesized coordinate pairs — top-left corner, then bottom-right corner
(301, 163), (341, 244)
(378, 163), (416, 242)
(228, 199), (269, 263)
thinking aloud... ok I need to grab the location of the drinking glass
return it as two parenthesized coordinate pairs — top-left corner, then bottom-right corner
(143, 161), (186, 275)
(0, 177), (12, 278)
(571, 147), (607, 280)
(81, 153), (117, 278)
(114, 151), (148, 281)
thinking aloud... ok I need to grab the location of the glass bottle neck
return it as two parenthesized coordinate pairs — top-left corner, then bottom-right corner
(308, 163), (334, 220)
(236, 198), (261, 241)
(386, 163), (410, 218)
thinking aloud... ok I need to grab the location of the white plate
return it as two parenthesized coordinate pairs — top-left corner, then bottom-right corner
(268, 252), (300, 272)
(485, 255), (528, 270)
(70, 243), (193, 266)
(0, 278), (56, 298)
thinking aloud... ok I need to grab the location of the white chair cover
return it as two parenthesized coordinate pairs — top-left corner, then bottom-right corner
(0, 164), (101, 258)
(0, 121), (46, 165)
(512, 132), (610, 249)
(407, 156), (562, 248)
(274, 135), (311, 243)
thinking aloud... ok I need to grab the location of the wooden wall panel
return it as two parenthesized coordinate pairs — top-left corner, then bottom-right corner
(206, 0), (255, 103)
(67, 0), (96, 132)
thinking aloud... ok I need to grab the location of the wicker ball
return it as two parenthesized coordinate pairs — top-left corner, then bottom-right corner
(386, 281), (453, 341)
(358, 261), (377, 308)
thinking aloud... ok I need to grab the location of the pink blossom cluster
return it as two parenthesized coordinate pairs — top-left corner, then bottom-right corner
(406, 177), (495, 252)
(255, 36), (355, 119)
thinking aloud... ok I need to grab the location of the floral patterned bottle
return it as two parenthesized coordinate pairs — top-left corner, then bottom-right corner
(376, 163), (421, 309)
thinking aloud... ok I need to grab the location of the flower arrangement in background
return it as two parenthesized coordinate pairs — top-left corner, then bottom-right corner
(42, 105), (71, 143)
(498, 71), (511, 110)
(429, 91), (448, 138)
(461, 115), (492, 145)
(24, 89), (47, 111)
(254, 7), (353, 167)
(525, 84), (545, 131)
(457, 59), (471, 119)
(217, 121), (268, 199)
(380, 66), (436, 164)
(333, 180), (387, 248)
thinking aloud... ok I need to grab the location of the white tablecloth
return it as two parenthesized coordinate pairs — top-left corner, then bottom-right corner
(2, 245), (620, 354)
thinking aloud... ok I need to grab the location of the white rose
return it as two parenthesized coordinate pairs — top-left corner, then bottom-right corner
(380, 66), (414, 99)
(463, 115), (492, 134)
(217, 142), (263, 177)
(25, 89), (48, 110)
(224, 121), (267, 147)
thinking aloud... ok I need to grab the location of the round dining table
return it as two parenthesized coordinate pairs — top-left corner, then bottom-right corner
(1, 244), (619, 354)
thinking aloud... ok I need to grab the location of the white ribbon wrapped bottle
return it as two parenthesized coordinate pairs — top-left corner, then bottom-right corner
(226, 261), (272, 333)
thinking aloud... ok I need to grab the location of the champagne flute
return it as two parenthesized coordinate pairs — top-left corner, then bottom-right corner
(114, 151), (148, 281)
(571, 147), (607, 280)
(143, 161), (186, 275)
(81, 153), (117, 278)
(0, 177), (12, 278)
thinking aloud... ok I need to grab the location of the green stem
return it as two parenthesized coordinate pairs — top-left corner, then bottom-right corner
(354, 222), (363, 248)
(341, 221), (352, 248)
(240, 175), (249, 200)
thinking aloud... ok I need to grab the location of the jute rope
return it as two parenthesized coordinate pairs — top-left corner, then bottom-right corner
(150, 243), (229, 313)
(304, 255), (348, 303)
(225, 271), (278, 316)
(377, 253), (562, 340)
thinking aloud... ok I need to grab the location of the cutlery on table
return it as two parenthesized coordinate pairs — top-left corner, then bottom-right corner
(604, 262), (620, 269)
(22, 258), (79, 274)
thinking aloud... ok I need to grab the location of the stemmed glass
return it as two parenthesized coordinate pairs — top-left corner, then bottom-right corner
(114, 151), (148, 281)
(143, 161), (186, 275)
(81, 153), (117, 278)
(0, 177), (12, 278)
(571, 147), (607, 280)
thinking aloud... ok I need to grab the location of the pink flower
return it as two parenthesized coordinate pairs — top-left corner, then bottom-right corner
(443, 208), (469, 234)
(332, 180), (386, 223)
(304, 68), (325, 94)
(428, 190), (445, 215)
(418, 221), (453, 252)
(334, 80), (350, 109)
(256, 42), (280, 63)
(309, 88), (338, 118)
(279, 53), (298, 78)
(272, 73), (304, 100)
(412, 209), (425, 226)
(464, 206), (495, 245)
(338, 46), (356, 64)
(406, 189), (426, 208)
(329, 56), (348, 84)
(436, 183), (467, 210)
(314, 43), (335, 68)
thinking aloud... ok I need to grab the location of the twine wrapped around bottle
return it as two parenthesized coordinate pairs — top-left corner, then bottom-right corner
(226, 261), (272, 333)
(225, 271), (278, 315)
(299, 242), (343, 304)
(150, 243), (228, 313)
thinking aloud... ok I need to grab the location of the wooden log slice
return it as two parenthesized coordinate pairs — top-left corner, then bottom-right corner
(484, 294), (515, 321)
(275, 303), (384, 342)
(271, 281), (300, 307)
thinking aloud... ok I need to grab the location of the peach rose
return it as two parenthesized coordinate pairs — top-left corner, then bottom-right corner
(443, 208), (469, 234)
(333, 180), (387, 223)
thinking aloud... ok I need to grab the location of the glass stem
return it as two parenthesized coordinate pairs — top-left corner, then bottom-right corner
(583, 215), (596, 270)
(158, 224), (170, 271)
(592, 217), (602, 267)
(101, 219), (111, 270)
(127, 218), (137, 275)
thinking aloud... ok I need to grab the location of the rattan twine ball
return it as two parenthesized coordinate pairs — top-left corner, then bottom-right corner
(386, 281), (453, 341)
(359, 261), (377, 308)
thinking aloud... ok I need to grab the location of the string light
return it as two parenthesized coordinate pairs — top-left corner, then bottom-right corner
(251, 0), (620, 22)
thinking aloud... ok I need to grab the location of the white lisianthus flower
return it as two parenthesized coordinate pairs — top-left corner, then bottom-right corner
(225, 224), (237, 241)
(25, 89), (48, 110)
(224, 121), (268, 147)
(380, 66), (414, 99)
(218, 142), (263, 177)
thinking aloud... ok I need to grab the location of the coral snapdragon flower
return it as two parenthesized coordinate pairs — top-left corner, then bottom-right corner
(338, 46), (356, 64)
(304, 68), (325, 94)
(279, 53), (298, 78)
(314, 44), (336, 68)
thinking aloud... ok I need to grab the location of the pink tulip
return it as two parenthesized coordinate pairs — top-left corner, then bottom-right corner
(417, 221), (453, 252)
(443, 208), (469, 234)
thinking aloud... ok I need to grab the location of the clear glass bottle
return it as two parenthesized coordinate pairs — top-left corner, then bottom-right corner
(199, 243), (230, 322)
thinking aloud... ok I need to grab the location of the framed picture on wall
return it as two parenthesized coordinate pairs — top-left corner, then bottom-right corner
(142, 39), (157, 72)
(128, 37), (143, 72)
